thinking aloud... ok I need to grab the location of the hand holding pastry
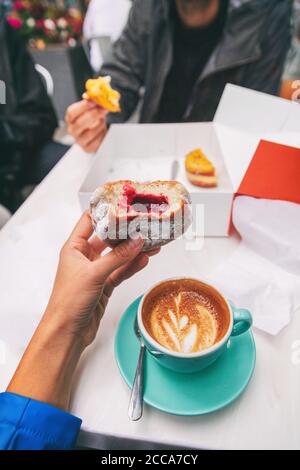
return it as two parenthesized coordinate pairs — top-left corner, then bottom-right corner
(65, 76), (121, 153)
(65, 99), (107, 153)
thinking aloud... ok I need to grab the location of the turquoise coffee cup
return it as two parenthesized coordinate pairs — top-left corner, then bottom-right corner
(137, 278), (253, 374)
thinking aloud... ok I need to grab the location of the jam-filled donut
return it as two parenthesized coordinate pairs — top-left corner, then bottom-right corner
(90, 180), (192, 251)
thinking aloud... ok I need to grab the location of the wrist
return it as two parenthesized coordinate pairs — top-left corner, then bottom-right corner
(41, 306), (86, 353)
(35, 317), (86, 368)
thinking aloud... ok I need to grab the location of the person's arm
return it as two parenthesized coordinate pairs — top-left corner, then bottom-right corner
(0, 19), (57, 156)
(1, 212), (159, 450)
(0, 393), (82, 450)
(240, 0), (292, 96)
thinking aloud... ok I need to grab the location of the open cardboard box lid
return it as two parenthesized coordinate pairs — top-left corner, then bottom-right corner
(214, 84), (300, 190)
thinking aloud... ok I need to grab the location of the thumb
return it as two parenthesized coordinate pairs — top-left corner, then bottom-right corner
(95, 236), (144, 277)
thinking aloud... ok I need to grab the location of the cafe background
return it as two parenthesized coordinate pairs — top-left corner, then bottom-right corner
(0, 0), (300, 217)
(1, 0), (91, 121)
(0, 0), (298, 125)
(0, 1), (300, 451)
(1, 0), (300, 118)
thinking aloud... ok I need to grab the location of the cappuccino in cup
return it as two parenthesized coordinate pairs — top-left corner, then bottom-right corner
(141, 278), (230, 354)
(138, 277), (252, 373)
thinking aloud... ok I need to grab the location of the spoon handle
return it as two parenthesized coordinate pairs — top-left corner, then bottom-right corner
(128, 344), (145, 421)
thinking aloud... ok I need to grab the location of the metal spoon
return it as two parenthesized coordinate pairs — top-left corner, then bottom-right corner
(128, 317), (145, 421)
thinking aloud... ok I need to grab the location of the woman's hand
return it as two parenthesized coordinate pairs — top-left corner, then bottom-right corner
(6, 212), (159, 410)
(44, 211), (159, 347)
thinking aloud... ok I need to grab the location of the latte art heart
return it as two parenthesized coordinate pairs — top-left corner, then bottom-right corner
(147, 292), (218, 353)
(142, 279), (230, 355)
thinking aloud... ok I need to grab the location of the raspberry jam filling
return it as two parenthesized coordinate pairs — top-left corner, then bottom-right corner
(118, 184), (169, 214)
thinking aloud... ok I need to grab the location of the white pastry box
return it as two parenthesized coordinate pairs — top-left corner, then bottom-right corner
(79, 84), (300, 236)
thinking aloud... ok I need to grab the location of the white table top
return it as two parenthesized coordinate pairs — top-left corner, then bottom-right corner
(0, 145), (299, 450)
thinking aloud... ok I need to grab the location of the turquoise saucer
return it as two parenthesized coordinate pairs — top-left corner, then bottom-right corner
(115, 296), (256, 416)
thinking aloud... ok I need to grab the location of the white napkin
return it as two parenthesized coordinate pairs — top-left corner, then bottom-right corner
(107, 156), (175, 182)
(209, 196), (300, 335)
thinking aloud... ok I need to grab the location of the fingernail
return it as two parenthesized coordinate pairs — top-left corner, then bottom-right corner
(128, 236), (144, 248)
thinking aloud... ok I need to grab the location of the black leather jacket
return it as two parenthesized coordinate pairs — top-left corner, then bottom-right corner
(102, 0), (292, 125)
(0, 15), (57, 166)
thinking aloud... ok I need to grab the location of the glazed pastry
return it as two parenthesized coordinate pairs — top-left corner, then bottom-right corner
(83, 76), (121, 112)
(90, 180), (192, 252)
(185, 149), (218, 188)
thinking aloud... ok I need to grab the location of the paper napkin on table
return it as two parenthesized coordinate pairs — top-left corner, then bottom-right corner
(107, 156), (175, 182)
(209, 196), (300, 335)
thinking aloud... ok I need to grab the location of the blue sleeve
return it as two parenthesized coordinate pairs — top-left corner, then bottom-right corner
(0, 392), (82, 450)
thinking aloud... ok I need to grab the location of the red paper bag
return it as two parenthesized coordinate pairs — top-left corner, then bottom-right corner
(236, 140), (300, 204)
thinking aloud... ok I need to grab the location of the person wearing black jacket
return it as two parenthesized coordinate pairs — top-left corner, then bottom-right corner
(67, 0), (292, 154)
(0, 14), (68, 211)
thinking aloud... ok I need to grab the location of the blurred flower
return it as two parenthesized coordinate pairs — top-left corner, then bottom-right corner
(57, 17), (68, 29)
(7, 17), (23, 29)
(68, 38), (77, 47)
(44, 19), (56, 31)
(7, 1), (83, 47)
(26, 18), (35, 28)
(68, 17), (82, 35)
(14, 1), (25, 11)
(68, 8), (82, 20)
(35, 39), (46, 50)
(36, 19), (44, 30)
